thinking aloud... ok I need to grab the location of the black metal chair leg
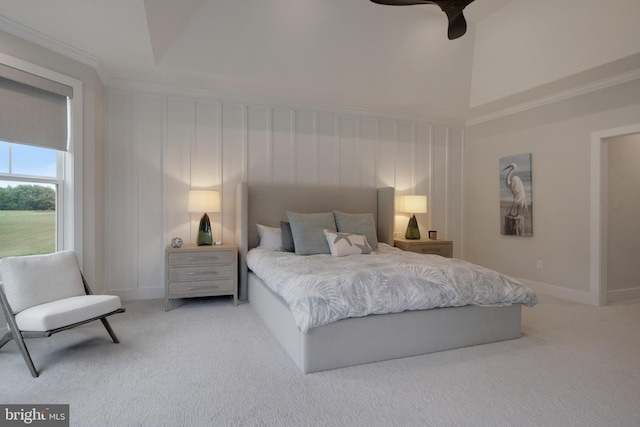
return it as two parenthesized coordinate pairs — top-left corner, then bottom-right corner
(100, 318), (120, 344)
(14, 331), (39, 378)
(0, 331), (13, 349)
(1, 296), (39, 377)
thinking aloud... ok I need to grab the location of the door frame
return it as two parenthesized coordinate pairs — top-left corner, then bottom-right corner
(591, 123), (640, 306)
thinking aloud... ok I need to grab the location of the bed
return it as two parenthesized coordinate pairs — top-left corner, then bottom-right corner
(235, 182), (536, 373)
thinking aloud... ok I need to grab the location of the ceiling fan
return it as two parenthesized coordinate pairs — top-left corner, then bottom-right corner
(370, 0), (476, 40)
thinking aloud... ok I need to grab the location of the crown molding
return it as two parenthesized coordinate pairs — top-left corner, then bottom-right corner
(0, 15), (108, 84)
(466, 67), (640, 127)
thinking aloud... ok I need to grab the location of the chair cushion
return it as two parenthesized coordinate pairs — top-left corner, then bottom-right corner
(0, 251), (85, 313)
(14, 295), (122, 332)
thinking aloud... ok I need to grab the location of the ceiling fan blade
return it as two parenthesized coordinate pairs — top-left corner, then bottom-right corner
(446, 11), (467, 40)
(370, 0), (475, 40)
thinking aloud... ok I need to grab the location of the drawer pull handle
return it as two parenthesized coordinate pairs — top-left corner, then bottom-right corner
(187, 285), (219, 290)
(187, 271), (218, 275)
(187, 256), (218, 261)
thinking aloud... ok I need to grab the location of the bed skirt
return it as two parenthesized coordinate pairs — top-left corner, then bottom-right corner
(248, 272), (522, 373)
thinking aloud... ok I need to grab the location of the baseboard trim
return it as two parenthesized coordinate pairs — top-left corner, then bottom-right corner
(607, 287), (640, 303)
(110, 288), (164, 301)
(518, 278), (594, 305)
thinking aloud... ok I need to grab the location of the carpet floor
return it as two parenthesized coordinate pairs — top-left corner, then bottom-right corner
(0, 294), (638, 427)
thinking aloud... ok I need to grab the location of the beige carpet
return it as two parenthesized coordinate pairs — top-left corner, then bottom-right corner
(0, 294), (638, 427)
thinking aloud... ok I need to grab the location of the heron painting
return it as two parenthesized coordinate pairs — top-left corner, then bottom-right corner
(500, 153), (533, 236)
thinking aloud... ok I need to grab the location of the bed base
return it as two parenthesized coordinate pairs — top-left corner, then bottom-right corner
(249, 273), (522, 373)
(236, 181), (524, 373)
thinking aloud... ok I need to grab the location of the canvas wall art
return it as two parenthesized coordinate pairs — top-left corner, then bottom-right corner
(500, 153), (533, 236)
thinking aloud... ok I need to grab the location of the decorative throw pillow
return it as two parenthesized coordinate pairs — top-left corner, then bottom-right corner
(333, 211), (378, 250)
(287, 211), (336, 255)
(323, 229), (372, 257)
(280, 221), (295, 253)
(256, 224), (282, 250)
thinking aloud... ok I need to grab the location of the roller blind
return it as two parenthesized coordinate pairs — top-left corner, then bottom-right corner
(0, 63), (73, 152)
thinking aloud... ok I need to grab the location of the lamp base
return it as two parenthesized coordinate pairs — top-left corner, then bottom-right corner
(405, 214), (421, 240)
(197, 213), (213, 246)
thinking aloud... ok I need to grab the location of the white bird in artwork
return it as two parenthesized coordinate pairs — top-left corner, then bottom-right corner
(503, 163), (528, 217)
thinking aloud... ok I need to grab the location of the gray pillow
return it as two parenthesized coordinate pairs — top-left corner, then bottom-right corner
(280, 221), (295, 253)
(286, 212), (336, 255)
(333, 211), (378, 250)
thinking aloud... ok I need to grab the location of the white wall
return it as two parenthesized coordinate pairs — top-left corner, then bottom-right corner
(606, 134), (640, 302)
(471, 0), (640, 108)
(106, 86), (464, 299)
(464, 78), (640, 304)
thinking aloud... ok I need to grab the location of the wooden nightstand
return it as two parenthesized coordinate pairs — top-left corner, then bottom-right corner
(165, 244), (238, 311)
(394, 238), (453, 258)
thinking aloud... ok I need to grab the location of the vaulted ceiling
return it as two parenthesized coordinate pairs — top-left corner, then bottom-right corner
(1, 0), (638, 123)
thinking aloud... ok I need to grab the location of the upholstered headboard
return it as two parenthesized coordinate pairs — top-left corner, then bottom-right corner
(235, 182), (395, 300)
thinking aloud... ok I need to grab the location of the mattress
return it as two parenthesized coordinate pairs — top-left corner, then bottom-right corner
(246, 243), (538, 333)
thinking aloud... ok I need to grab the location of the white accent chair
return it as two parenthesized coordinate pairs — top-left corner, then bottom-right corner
(0, 251), (125, 377)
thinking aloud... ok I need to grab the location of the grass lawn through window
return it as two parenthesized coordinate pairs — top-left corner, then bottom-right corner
(0, 211), (55, 258)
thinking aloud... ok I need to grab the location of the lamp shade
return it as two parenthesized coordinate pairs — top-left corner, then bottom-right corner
(400, 195), (427, 214)
(188, 190), (221, 213)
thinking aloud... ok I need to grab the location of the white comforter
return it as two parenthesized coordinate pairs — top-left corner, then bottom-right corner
(246, 244), (538, 333)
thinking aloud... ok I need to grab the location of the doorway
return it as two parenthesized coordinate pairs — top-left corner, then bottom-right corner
(605, 133), (640, 303)
(591, 124), (640, 306)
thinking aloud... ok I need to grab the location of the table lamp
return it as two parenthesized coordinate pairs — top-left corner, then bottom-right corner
(188, 190), (221, 245)
(400, 195), (427, 240)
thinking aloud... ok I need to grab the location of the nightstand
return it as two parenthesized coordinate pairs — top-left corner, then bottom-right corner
(394, 238), (453, 258)
(165, 244), (238, 311)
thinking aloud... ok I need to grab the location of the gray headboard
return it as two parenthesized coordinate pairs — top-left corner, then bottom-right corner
(235, 182), (395, 300)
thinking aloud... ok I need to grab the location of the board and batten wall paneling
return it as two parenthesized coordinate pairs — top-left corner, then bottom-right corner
(105, 88), (464, 299)
(447, 128), (464, 259)
(165, 98), (193, 247)
(294, 110), (317, 185)
(247, 106), (270, 183)
(135, 95), (164, 295)
(431, 126), (449, 243)
(106, 91), (165, 299)
(359, 118), (378, 188)
(106, 90), (137, 298)
(317, 112), (340, 186)
(221, 103), (246, 244)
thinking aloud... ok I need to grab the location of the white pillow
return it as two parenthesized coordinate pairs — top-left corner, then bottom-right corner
(323, 229), (372, 257)
(256, 224), (282, 250)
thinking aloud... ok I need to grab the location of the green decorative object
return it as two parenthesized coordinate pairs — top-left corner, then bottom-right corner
(188, 190), (220, 246)
(405, 214), (421, 240)
(197, 213), (213, 246)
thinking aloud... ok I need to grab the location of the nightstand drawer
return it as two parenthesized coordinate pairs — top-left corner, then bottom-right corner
(168, 264), (234, 282)
(412, 244), (450, 255)
(394, 239), (453, 258)
(168, 280), (236, 297)
(168, 250), (234, 266)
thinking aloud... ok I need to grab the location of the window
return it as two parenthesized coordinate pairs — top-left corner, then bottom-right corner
(0, 141), (63, 258)
(0, 54), (82, 262)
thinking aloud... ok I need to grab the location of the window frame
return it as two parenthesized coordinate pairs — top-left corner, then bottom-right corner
(0, 148), (65, 252)
(0, 53), (83, 262)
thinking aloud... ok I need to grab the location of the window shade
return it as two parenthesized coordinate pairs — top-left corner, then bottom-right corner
(0, 63), (73, 152)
